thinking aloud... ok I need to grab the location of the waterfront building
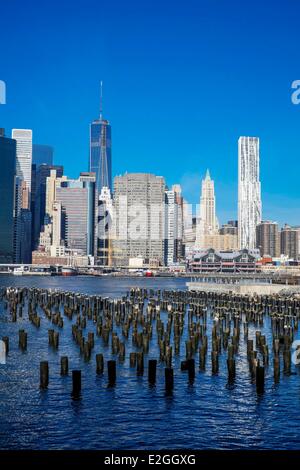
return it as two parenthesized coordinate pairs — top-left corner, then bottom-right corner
(187, 248), (259, 273)
(195, 170), (218, 248)
(280, 224), (299, 260)
(238, 136), (262, 250)
(256, 221), (280, 258)
(112, 173), (165, 267)
(0, 130), (16, 263)
(32, 144), (53, 166)
(32, 249), (90, 267)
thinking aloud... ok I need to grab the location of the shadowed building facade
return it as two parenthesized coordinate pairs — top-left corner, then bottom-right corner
(0, 129), (16, 263)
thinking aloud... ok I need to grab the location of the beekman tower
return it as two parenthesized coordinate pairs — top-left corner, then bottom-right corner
(89, 82), (112, 193)
(238, 136), (262, 250)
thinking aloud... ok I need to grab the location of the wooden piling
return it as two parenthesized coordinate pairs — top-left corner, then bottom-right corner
(148, 359), (157, 384)
(96, 353), (104, 374)
(18, 330), (27, 351)
(72, 370), (82, 396)
(136, 352), (144, 375)
(60, 356), (69, 375)
(165, 367), (174, 391)
(256, 364), (265, 393)
(107, 360), (116, 384)
(40, 361), (49, 388)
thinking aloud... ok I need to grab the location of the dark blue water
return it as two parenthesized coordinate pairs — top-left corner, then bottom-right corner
(0, 275), (300, 450)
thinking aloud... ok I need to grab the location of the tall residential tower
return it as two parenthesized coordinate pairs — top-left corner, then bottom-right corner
(238, 137), (262, 250)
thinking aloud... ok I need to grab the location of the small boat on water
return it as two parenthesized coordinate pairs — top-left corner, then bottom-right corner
(145, 269), (153, 277)
(13, 266), (26, 276)
(61, 267), (78, 276)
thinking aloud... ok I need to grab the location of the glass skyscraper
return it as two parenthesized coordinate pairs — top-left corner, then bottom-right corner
(89, 118), (112, 193)
(33, 144), (54, 166)
(0, 130), (16, 263)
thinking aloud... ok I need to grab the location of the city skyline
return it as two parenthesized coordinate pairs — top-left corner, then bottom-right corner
(0, 0), (300, 226)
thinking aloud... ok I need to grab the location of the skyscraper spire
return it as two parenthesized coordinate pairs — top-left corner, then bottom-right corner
(205, 168), (211, 180)
(100, 81), (103, 120)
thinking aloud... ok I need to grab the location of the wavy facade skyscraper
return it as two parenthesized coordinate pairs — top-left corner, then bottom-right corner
(238, 136), (262, 250)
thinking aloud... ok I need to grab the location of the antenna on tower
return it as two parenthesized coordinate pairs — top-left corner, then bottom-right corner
(100, 80), (103, 120)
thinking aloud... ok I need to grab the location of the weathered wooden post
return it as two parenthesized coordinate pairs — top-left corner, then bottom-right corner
(96, 353), (104, 374)
(211, 351), (219, 374)
(107, 360), (116, 385)
(256, 364), (265, 393)
(273, 355), (280, 383)
(137, 352), (144, 375)
(53, 331), (59, 349)
(129, 352), (137, 367)
(72, 370), (82, 397)
(40, 361), (49, 389)
(227, 358), (236, 381)
(60, 356), (69, 375)
(187, 358), (195, 382)
(165, 367), (174, 392)
(148, 359), (157, 384)
(18, 329), (27, 351)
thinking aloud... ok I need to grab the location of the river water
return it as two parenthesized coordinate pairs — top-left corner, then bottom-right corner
(0, 275), (300, 450)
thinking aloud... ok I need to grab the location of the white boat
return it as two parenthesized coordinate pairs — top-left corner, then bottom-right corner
(13, 266), (25, 276)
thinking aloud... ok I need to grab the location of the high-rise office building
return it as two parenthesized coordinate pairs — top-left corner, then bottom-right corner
(89, 85), (112, 193)
(32, 144), (53, 166)
(238, 136), (262, 250)
(256, 221), (280, 258)
(11, 129), (33, 262)
(55, 173), (96, 256)
(164, 185), (184, 265)
(172, 184), (185, 260)
(112, 173), (165, 266)
(165, 189), (178, 266)
(280, 225), (299, 260)
(34, 164), (63, 247)
(195, 170), (218, 248)
(0, 131), (16, 263)
(96, 186), (113, 266)
(12, 129), (32, 196)
(13, 177), (32, 263)
(45, 169), (68, 219)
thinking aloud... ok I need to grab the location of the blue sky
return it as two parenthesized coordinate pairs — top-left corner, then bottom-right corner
(0, 0), (300, 225)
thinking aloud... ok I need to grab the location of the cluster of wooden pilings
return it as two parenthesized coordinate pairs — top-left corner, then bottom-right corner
(1, 286), (300, 396)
